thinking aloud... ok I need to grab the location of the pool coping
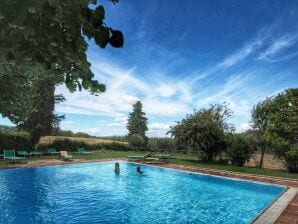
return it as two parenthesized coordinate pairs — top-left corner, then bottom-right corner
(0, 158), (297, 223)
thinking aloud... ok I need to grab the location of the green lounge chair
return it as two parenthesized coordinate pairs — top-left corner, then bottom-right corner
(4, 150), (25, 163)
(17, 150), (31, 157)
(48, 148), (59, 156)
(153, 153), (173, 159)
(78, 147), (92, 155)
(29, 149), (43, 156)
(127, 152), (151, 160)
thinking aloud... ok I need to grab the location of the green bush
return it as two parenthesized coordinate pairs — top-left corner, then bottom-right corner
(128, 134), (146, 148)
(38, 139), (132, 152)
(285, 144), (298, 172)
(147, 137), (175, 151)
(0, 130), (32, 152)
(226, 134), (255, 166)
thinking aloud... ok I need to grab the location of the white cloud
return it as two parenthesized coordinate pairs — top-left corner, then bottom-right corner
(219, 39), (263, 68)
(106, 123), (122, 127)
(258, 34), (298, 62)
(237, 122), (251, 133)
(148, 122), (174, 131)
(84, 127), (100, 136)
(56, 61), (192, 118)
(147, 122), (175, 137)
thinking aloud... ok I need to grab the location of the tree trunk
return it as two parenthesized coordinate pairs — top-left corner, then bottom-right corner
(259, 143), (266, 167)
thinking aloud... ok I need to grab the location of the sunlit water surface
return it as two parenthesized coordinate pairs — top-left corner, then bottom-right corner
(0, 161), (285, 224)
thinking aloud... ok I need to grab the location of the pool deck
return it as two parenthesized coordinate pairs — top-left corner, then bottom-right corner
(0, 158), (297, 224)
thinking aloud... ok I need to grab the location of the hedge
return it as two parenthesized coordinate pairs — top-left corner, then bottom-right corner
(0, 130), (32, 152)
(39, 139), (133, 152)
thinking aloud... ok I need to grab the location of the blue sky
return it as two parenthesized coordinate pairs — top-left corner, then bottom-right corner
(1, 0), (298, 136)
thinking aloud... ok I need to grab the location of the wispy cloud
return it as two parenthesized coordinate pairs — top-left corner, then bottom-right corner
(258, 33), (298, 62)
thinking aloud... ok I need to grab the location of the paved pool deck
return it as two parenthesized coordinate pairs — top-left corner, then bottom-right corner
(0, 158), (297, 224)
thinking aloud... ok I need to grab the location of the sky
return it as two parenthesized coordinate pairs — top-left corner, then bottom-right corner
(1, 0), (298, 137)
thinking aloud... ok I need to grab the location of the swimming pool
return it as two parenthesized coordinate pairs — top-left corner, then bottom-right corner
(0, 161), (285, 224)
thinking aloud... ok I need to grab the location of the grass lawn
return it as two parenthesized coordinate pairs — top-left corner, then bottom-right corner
(0, 151), (297, 179)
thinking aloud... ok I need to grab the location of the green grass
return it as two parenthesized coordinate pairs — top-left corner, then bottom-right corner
(1, 151), (297, 179)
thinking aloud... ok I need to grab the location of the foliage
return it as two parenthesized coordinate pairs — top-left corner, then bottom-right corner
(126, 101), (148, 147)
(1, 69), (65, 145)
(147, 137), (175, 151)
(39, 138), (132, 152)
(285, 144), (298, 173)
(127, 134), (146, 148)
(225, 134), (255, 166)
(169, 104), (234, 161)
(0, 0), (123, 95)
(55, 129), (92, 138)
(251, 98), (272, 167)
(0, 130), (32, 152)
(251, 88), (298, 172)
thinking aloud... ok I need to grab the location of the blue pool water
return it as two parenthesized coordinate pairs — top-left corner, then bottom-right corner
(0, 162), (285, 224)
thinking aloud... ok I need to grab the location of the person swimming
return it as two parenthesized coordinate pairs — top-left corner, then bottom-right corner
(114, 162), (120, 173)
(136, 166), (143, 174)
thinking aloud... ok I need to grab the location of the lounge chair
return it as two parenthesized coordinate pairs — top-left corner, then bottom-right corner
(153, 153), (173, 160)
(17, 150), (31, 157)
(78, 147), (93, 155)
(59, 151), (73, 161)
(29, 149), (43, 157)
(48, 148), (59, 156)
(4, 150), (25, 163)
(127, 152), (151, 161)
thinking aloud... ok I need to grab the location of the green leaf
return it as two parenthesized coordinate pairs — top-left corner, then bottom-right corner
(94, 27), (110, 48)
(95, 5), (105, 20)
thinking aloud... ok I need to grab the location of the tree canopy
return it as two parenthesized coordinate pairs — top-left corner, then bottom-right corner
(0, 0), (124, 94)
(251, 88), (298, 171)
(0, 0), (124, 144)
(1, 68), (65, 145)
(169, 104), (234, 161)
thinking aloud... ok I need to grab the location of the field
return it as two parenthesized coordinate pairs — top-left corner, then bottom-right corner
(40, 136), (129, 145)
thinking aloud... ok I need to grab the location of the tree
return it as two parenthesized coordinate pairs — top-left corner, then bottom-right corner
(0, 0), (124, 95)
(1, 68), (65, 145)
(0, 1), (125, 143)
(251, 98), (272, 167)
(126, 101), (148, 147)
(251, 88), (298, 172)
(225, 133), (255, 166)
(169, 104), (234, 161)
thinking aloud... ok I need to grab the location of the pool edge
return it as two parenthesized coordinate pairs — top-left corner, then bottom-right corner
(251, 187), (297, 224)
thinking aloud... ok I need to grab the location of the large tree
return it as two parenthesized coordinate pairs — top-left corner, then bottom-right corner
(1, 68), (65, 145)
(0, 0), (124, 143)
(169, 104), (234, 161)
(251, 88), (298, 172)
(126, 101), (148, 147)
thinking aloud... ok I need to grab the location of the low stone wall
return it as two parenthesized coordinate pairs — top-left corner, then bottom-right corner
(245, 153), (286, 170)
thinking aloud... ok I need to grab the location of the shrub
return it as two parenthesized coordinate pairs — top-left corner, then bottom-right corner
(285, 144), (298, 172)
(0, 130), (32, 152)
(38, 139), (132, 152)
(226, 134), (255, 166)
(128, 134), (146, 148)
(147, 137), (175, 152)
